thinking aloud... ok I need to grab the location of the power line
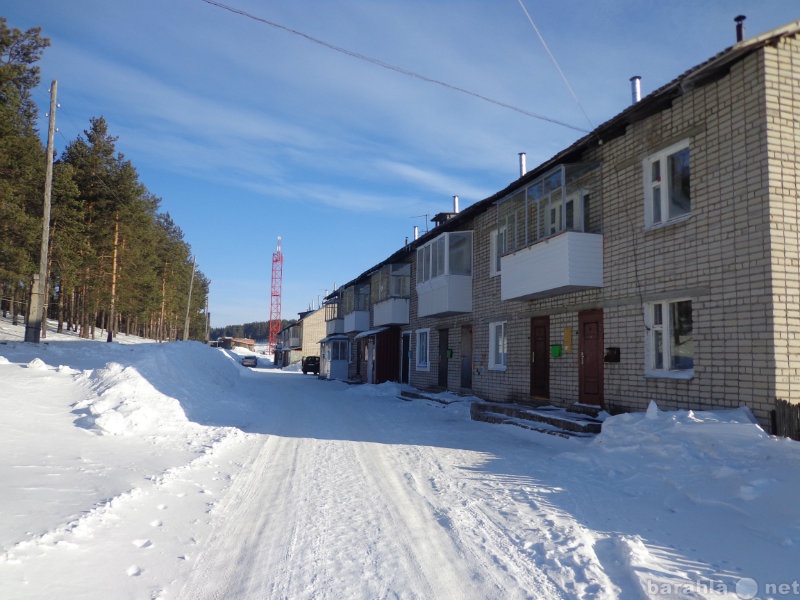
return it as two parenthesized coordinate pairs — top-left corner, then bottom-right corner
(516, 0), (594, 130)
(199, 0), (589, 134)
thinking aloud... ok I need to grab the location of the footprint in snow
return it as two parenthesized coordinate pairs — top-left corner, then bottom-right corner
(132, 539), (152, 549)
(126, 565), (142, 576)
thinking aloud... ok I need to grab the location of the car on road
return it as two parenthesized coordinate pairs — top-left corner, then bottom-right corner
(301, 356), (319, 375)
(241, 355), (258, 368)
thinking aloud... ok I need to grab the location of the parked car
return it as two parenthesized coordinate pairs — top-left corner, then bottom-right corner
(241, 355), (258, 368)
(302, 356), (319, 375)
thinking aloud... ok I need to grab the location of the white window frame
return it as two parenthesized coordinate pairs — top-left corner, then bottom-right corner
(329, 340), (350, 362)
(644, 299), (694, 379)
(488, 321), (508, 371)
(643, 139), (691, 228)
(416, 328), (430, 371)
(489, 227), (506, 277)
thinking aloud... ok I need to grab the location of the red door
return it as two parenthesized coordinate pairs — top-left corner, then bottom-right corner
(530, 317), (550, 399)
(578, 309), (604, 406)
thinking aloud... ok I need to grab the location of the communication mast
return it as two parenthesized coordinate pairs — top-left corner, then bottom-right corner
(268, 236), (283, 354)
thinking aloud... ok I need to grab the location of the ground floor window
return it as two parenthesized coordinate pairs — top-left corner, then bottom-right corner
(330, 340), (349, 362)
(416, 329), (430, 370)
(645, 299), (693, 377)
(488, 321), (507, 371)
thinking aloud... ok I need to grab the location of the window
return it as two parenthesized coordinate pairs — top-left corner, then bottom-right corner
(644, 141), (690, 227)
(488, 321), (507, 371)
(490, 227), (506, 277)
(645, 300), (693, 377)
(324, 300), (339, 321)
(416, 232), (473, 283)
(330, 340), (349, 362)
(416, 329), (430, 370)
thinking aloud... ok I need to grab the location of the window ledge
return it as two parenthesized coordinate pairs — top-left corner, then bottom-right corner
(488, 365), (508, 372)
(416, 365), (430, 372)
(644, 213), (692, 232)
(644, 368), (694, 380)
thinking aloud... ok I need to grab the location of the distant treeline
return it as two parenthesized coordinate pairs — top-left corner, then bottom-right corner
(210, 319), (297, 342)
(0, 18), (208, 341)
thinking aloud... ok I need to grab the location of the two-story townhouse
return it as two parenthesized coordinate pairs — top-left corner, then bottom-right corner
(315, 19), (800, 437)
(460, 19), (800, 436)
(277, 308), (325, 368)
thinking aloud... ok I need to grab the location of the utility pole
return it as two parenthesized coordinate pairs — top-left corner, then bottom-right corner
(25, 80), (57, 343)
(183, 255), (196, 341)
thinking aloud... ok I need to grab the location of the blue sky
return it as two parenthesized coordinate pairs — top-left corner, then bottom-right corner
(6, 1), (799, 326)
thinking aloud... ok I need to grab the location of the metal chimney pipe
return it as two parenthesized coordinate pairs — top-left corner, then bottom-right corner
(630, 75), (642, 104)
(735, 15), (746, 42)
(518, 152), (527, 177)
(414, 225), (419, 240)
(453, 195), (459, 213)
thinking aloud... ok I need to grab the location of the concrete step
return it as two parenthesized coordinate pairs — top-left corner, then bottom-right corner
(470, 402), (604, 437)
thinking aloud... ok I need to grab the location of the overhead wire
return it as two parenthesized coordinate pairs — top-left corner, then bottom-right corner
(516, 0), (594, 131)
(199, 0), (590, 134)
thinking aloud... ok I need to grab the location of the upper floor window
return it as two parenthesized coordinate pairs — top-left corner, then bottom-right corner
(490, 227), (505, 277)
(497, 162), (601, 256)
(645, 299), (694, 378)
(644, 140), (690, 227)
(341, 283), (370, 314)
(416, 231), (473, 284)
(324, 299), (339, 321)
(373, 263), (411, 302)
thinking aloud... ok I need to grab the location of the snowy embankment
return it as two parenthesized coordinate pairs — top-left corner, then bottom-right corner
(1, 316), (799, 599)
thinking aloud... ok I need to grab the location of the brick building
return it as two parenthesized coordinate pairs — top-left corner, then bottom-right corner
(324, 20), (800, 436)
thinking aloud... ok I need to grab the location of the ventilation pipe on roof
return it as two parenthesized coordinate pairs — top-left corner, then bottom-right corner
(735, 15), (746, 42)
(414, 225), (419, 240)
(630, 75), (642, 104)
(453, 195), (460, 213)
(518, 152), (527, 177)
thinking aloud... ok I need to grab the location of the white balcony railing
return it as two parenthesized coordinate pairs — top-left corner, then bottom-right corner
(417, 275), (472, 317)
(343, 310), (370, 333)
(373, 297), (409, 326)
(326, 318), (344, 335)
(501, 231), (603, 301)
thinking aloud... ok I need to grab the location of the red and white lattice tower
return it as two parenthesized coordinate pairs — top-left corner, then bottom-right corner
(268, 236), (283, 354)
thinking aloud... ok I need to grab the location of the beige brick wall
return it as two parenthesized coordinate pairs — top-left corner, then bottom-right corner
(766, 35), (800, 416)
(300, 308), (326, 359)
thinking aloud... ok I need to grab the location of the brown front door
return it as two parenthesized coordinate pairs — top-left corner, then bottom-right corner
(460, 325), (473, 389)
(579, 309), (604, 406)
(530, 317), (550, 399)
(438, 328), (449, 388)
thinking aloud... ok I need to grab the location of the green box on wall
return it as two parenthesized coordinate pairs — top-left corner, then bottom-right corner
(550, 344), (563, 358)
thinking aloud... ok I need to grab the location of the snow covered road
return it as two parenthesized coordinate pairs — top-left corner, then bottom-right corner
(2, 321), (800, 599)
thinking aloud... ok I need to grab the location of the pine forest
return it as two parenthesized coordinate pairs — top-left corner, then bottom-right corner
(0, 18), (209, 341)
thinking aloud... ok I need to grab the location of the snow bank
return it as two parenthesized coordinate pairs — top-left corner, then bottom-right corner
(73, 362), (190, 436)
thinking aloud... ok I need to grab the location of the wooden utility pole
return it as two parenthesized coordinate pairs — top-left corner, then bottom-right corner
(25, 80), (57, 343)
(106, 213), (120, 342)
(183, 255), (196, 341)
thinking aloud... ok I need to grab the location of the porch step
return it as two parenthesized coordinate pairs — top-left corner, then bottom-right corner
(470, 402), (604, 437)
(398, 389), (462, 405)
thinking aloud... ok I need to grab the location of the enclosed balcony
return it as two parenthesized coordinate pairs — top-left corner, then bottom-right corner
(324, 298), (344, 335)
(372, 263), (410, 326)
(416, 231), (472, 317)
(341, 282), (370, 333)
(497, 162), (603, 301)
